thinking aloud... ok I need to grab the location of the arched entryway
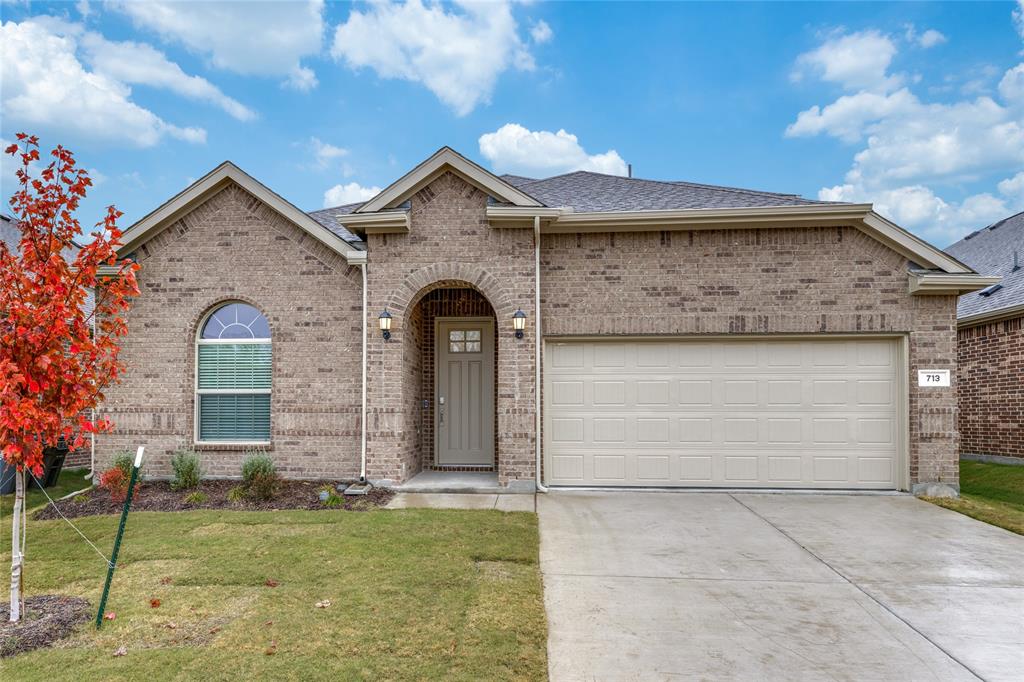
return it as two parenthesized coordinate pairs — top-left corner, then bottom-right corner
(405, 285), (498, 473)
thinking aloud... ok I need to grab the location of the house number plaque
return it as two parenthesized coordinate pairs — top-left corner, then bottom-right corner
(917, 369), (951, 387)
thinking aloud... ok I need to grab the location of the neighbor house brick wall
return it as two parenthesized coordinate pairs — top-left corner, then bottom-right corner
(96, 181), (364, 479)
(540, 227), (961, 487)
(364, 171), (536, 485)
(957, 316), (1024, 460)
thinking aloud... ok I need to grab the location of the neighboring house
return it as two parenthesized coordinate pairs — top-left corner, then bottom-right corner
(2, 212), (96, 467)
(94, 147), (996, 493)
(946, 211), (1024, 463)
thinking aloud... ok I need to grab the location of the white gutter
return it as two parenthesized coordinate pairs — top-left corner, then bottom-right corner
(534, 215), (547, 493)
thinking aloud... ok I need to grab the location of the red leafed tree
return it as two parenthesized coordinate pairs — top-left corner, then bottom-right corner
(1, 134), (138, 621)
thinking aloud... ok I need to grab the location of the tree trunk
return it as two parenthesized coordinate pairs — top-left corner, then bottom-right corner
(9, 469), (24, 622)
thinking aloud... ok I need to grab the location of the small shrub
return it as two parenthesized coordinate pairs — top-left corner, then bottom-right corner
(111, 452), (135, 478)
(99, 467), (128, 503)
(319, 486), (343, 507)
(183, 491), (208, 505)
(170, 449), (203, 490)
(227, 486), (246, 503)
(241, 451), (278, 501)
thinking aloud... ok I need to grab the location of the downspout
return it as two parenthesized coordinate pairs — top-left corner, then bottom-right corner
(534, 215), (548, 493)
(360, 260), (368, 483)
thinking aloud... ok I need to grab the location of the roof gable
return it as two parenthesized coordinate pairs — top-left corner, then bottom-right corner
(118, 162), (362, 262)
(355, 147), (542, 213)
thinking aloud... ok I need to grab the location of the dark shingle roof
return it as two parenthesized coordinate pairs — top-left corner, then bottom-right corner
(945, 211), (1024, 319)
(307, 202), (364, 244)
(499, 170), (831, 212)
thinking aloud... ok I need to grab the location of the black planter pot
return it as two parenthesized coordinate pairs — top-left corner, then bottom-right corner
(0, 459), (16, 495)
(35, 441), (70, 489)
(0, 441), (70, 495)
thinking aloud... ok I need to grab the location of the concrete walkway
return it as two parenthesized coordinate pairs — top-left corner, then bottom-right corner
(539, 491), (1024, 681)
(386, 492), (535, 512)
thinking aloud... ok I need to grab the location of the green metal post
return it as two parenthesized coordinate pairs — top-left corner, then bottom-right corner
(95, 447), (143, 629)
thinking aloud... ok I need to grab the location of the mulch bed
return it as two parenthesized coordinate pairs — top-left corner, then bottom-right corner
(0, 595), (91, 657)
(34, 479), (394, 520)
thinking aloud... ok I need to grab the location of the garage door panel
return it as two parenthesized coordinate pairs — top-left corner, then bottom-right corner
(545, 338), (901, 489)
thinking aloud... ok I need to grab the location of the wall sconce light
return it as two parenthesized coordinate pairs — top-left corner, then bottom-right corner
(512, 309), (527, 339)
(378, 309), (393, 341)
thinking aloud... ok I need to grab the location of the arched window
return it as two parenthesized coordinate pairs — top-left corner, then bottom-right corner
(195, 303), (271, 443)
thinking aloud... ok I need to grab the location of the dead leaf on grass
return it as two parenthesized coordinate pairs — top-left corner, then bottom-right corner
(209, 626), (221, 635)
(150, 598), (162, 608)
(113, 646), (127, 657)
(265, 640), (278, 655)
(159, 576), (173, 585)
(163, 622), (178, 630)
(315, 599), (331, 609)
(104, 611), (116, 621)
(264, 578), (279, 587)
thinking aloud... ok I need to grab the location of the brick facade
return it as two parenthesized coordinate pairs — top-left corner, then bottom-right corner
(957, 316), (1024, 460)
(540, 227), (960, 487)
(365, 172), (536, 486)
(98, 171), (962, 489)
(96, 182), (364, 479)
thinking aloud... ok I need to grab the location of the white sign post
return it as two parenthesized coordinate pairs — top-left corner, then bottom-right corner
(917, 369), (951, 387)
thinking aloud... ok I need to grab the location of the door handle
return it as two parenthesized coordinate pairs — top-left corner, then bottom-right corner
(439, 396), (445, 426)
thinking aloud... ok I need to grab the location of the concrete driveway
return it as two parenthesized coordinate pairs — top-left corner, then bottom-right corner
(538, 492), (1024, 681)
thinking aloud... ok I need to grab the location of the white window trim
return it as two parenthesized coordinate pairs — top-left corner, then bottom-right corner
(194, 305), (272, 446)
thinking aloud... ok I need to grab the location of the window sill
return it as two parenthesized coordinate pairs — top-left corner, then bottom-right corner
(193, 442), (273, 452)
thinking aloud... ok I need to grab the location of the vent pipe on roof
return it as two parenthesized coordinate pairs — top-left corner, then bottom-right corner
(627, 163), (632, 178)
(1014, 250), (1020, 273)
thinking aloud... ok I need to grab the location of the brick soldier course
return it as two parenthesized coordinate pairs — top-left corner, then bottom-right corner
(96, 147), (995, 492)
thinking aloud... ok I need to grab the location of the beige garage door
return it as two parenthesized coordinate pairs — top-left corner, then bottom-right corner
(544, 338), (902, 489)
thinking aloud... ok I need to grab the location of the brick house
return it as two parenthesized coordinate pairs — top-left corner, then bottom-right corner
(946, 211), (1024, 463)
(95, 147), (997, 493)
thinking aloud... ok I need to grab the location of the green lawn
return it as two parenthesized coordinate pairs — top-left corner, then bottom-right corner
(0, 505), (547, 680)
(927, 460), (1024, 535)
(0, 466), (92, 516)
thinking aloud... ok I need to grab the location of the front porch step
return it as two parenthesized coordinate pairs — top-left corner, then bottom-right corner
(394, 470), (532, 494)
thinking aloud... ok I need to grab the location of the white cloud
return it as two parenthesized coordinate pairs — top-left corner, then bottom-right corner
(479, 123), (628, 177)
(112, 0), (324, 90)
(323, 182), (381, 207)
(0, 19), (205, 148)
(79, 33), (256, 121)
(1015, 0), (1024, 40)
(998, 171), (1024, 202)
(999, 63), (1024, 104)
(530, 19), (553, 44)
(792, 30), (900, 92)
(284, 66), (318, 93)
(905, 25), (947, 49)
(331, 1), (536, 116)
(310, 137), (349, 169)
(76, 0), (90, 19)
(917, 29), (947, 48)
(789, 24), (1024, 243)
(819, 182), (1020, 245)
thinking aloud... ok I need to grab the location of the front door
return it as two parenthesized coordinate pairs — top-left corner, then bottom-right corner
(436, 318), (495, 466)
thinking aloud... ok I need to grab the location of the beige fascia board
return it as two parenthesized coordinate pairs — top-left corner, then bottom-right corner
(117, 161), (358, 259)
(861, 212), (971, 273)
(344, 250), (368, 265)
(486, 205), (566, 227)
(957, 302), (1024, 328)
(339, 210), (410, 235)
(540, 203), (874, 232)
(356, 147), (542, 213)
(908, 272), (1001, 294)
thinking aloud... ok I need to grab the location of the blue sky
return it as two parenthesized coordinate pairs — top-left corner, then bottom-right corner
(2, 1), (1022, 247)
